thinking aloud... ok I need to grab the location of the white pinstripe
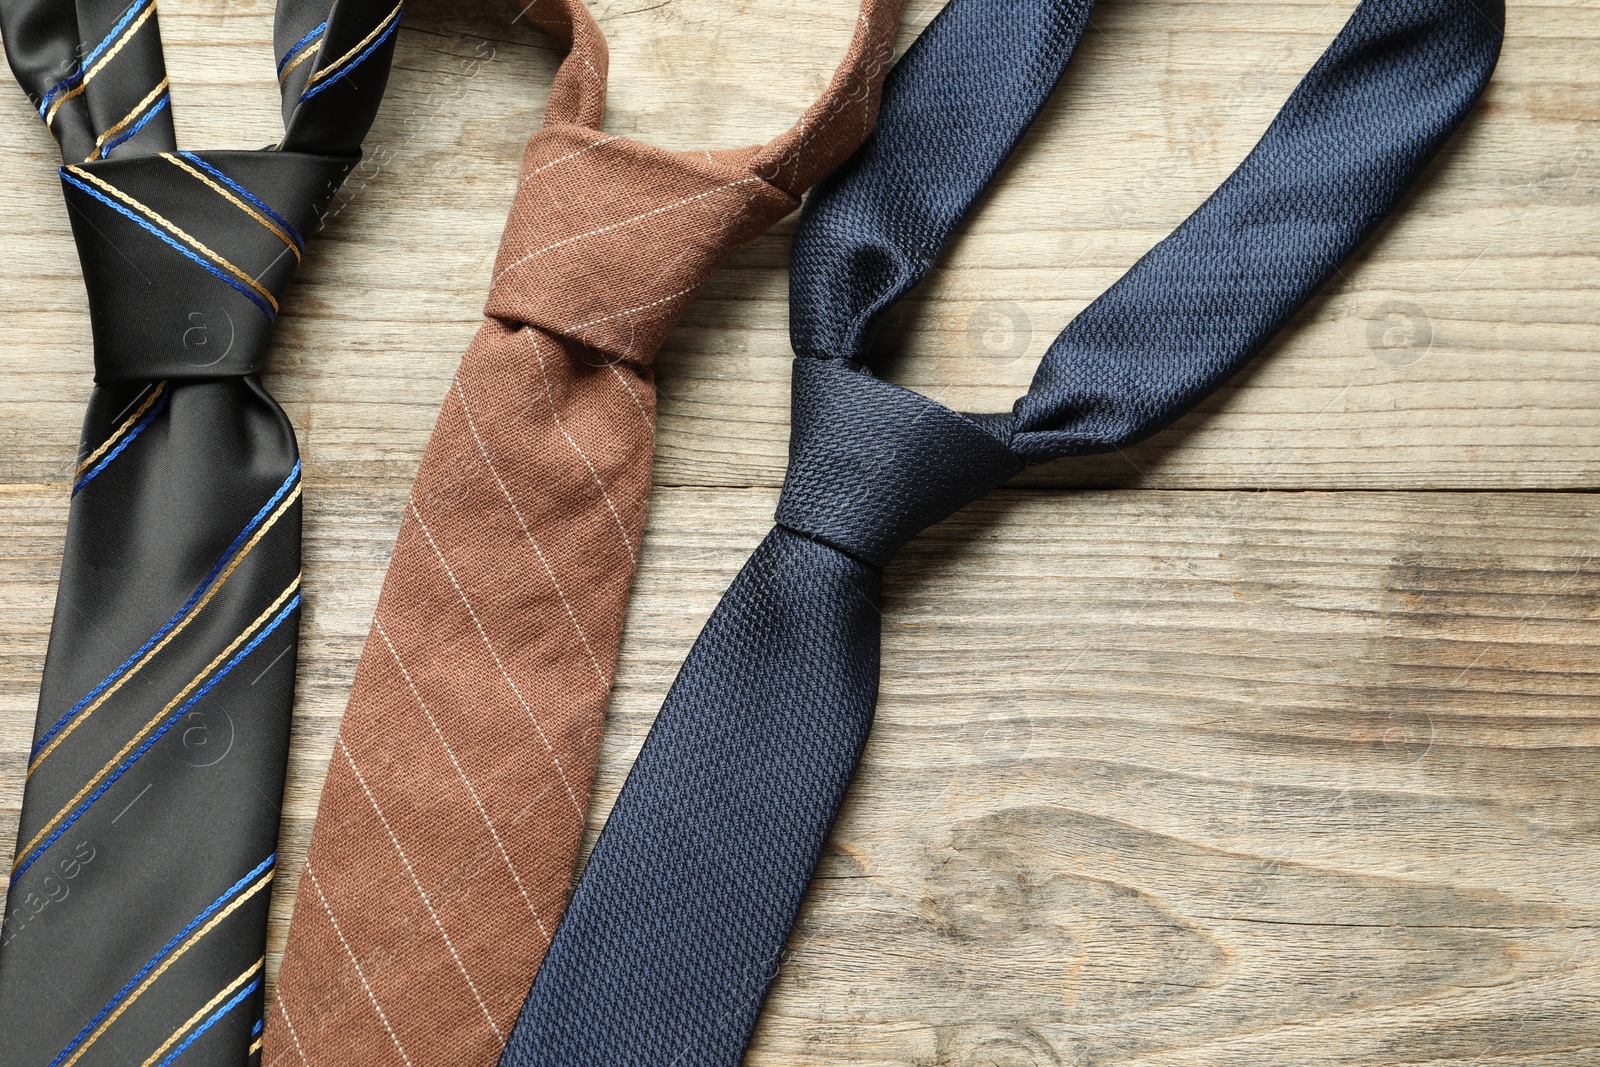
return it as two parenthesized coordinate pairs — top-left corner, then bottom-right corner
(338, 739), (502, 1039)
(493, 176), (764, 283)
(607, 361), (652, 424)
(452, 376), (611, 688)
(768, 9), (882, 180)
(567, 231), (701, 360)
(520, 135), (619, 186)
(573, 45), (603, 88)
(265, 997), (308, 1066)
(374, 617), (553, 944)
(523, 328), (639, 564)
(567, 282), (698, 337)
(305, 863), (412, 1067)
(407, 498), (586, 817)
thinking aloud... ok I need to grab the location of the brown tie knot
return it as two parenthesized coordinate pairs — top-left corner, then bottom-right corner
(484, 123), (800, 368)
(481, 0), (903, 369)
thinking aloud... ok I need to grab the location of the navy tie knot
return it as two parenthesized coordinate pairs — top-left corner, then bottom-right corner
(775, 357), (1025, 568)
(59, 149), (351, 383)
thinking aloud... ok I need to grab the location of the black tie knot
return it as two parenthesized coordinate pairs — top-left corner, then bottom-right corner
(59, 149), (353, 383)
(775, 358), (1024, 568)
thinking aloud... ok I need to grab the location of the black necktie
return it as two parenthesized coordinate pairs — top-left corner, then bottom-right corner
(499, 0), (1505, 1063)
(0, 2), (401, 1064)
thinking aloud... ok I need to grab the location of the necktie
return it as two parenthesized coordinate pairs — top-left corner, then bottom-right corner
(263, 0), (905, 1063)
(500, 0), (1506, 1063)
(0, 1), (402, 1065)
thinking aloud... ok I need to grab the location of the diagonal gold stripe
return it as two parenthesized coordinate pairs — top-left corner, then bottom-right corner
(17, 570), (302, 867)
(28, 484), (303, 775)
(20, 575), (302, 870)
(44, 3), (158, 127)
(62, 166), (279, 313)
(21, 572), (300, 863)
(277, 30), (324, 86)
(136, 958), (265, 1067)
(159, 153), (301, 260)
(305, 2), (402, 86)
(75, 382), (166, 478)
(87, 77), (169, 162)
(45, 82), (85, 127)
(247, 1035), (262, 1057)
(61, 880), (271, 1067)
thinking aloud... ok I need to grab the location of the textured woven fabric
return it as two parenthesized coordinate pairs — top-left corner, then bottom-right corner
(262, 0), (905, 1064)
(0, 2), (401, 1065)
(500, 0), (1505, 1064)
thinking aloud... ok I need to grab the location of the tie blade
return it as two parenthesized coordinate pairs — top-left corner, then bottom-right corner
(502, 527), (883, 1067)
(1010, 0), (1505, 459)
(0, 380), (301, 1066)
(0, 3), (397, 1062)
(264, 321), (656, 1067)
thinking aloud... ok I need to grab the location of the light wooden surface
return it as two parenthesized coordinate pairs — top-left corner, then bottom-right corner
(3, 0), (1598, 1064)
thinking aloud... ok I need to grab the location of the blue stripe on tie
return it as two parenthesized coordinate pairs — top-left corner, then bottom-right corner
(251, 1017), (264, 1037)
(46, 854), (276, 1067)
(80, 0), (152, 70)
(96, 91), (170, 159)
(299, 13), (402, 102)
(71, 386), (169, 497)
(36, 68), (82, 118)
(177, 152), (305, 250)
(15, 597), (301, 883)
(58, 171), (276, 319)
(31, 462), (301, 762)
(37, 0), (153, 117)
(277, 21), (327, 76)
(155, 977), (262, 1067)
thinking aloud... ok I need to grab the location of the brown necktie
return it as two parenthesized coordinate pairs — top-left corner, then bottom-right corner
(263, 0), (904, 1063)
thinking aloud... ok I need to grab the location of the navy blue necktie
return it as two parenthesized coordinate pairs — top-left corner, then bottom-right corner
(500, 0), (1503, 1063)
(0, 1), (401, 1063)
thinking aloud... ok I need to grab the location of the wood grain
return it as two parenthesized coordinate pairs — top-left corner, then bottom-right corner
(1, 0), (1597, 1064)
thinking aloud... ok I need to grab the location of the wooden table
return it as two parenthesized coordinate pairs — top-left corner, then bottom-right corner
(3, 0), (1597, 1063)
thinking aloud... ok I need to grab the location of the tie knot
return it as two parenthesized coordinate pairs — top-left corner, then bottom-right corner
(775, 359), (1023, 568)
(60, 149), (352, 383)
(484, 124), (801, 368)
